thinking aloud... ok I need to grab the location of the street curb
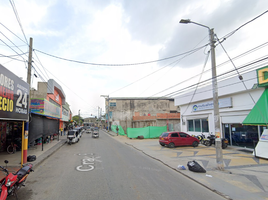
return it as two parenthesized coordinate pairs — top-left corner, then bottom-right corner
(30, 139), (67, 169)
(125, 142), (232, 200)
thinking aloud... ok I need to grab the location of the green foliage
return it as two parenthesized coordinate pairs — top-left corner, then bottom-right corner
(72, 115), (84, 124)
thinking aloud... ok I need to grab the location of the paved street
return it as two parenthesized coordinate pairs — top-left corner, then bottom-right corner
(11, 130), (226, 200)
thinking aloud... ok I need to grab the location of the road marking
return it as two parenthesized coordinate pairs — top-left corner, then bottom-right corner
(76, 153), (102, 172)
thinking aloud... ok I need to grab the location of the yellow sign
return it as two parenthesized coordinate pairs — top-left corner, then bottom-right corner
(257, 66), (268, 87)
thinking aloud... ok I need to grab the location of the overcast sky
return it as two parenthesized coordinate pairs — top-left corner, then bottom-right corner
(1, 0), (268, 118)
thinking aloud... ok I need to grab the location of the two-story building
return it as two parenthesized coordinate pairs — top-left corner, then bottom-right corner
(104, 97), (180, 132)
(29, 79), (72, 144)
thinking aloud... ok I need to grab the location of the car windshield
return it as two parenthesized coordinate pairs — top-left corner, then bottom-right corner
(68, 131), (76, 135)
(161, 132), (169, 137)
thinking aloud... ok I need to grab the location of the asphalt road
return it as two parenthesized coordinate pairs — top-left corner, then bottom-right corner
(13, 130), (226, 200)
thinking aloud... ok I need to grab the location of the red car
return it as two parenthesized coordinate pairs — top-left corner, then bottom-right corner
(159, 132), (199, 148)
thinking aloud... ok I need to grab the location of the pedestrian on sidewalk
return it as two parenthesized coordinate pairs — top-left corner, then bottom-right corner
(116, 126), (119, 136)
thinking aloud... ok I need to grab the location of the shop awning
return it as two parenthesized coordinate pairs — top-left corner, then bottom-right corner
(243, 88), (268, 126)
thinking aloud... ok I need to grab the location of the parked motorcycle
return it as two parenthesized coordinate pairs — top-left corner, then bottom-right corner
(196, 133), (210, 146)
(0, 160), (34, 200)
(207, 133), (229, 149)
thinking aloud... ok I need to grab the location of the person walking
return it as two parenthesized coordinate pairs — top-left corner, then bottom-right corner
(116, 126), (119, 136)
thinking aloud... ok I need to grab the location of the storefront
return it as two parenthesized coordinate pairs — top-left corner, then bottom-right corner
(0, 64), (29, 152)
(175, 68), (266, 148)
(29, 98), (61, 145)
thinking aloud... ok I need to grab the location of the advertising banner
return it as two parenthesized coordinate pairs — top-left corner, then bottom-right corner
(0, 64), (29, 120)
(30, 98), (60, 118)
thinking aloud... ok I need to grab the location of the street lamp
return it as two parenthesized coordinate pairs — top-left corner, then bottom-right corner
(180, 19), (224, 170)
(100, 95), (110, 131)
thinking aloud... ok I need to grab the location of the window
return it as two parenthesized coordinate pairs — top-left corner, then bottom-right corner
(161, 132), (169, 137)
(188, 120), (194, 131)
(179, 132), (188, 137)
(201, 119), (209, 132)
(109, 102), (116, 107)
(187, 118), (208, 132)
(171, 133), (178, 137)
(194, 120), (201, 132)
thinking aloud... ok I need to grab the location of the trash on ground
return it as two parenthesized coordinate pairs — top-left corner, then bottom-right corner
(206, 174), (212, 177)
(187, 160), (206, 173)
(177, 165), (186, 170)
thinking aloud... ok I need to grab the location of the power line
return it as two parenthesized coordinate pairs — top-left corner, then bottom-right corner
(9, 0), (28, 45)
(109, 45), (207, 95)
(151, 41), (268, 98)
(220, 9), (268, 41)
(0, 23), (27, 45)
(162, 56), (268, 98)
(34, 44), (209, 67)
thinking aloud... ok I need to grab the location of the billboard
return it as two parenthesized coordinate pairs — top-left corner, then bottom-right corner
(0, 64), (29, 120)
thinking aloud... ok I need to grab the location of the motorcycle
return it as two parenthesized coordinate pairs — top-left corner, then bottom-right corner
(196, 133), (210, 146)
(0, 160), (34, 200)
(207, 133), (229, 149)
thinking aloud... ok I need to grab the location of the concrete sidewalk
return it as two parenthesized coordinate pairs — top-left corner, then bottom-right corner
(106, 130), (268, 200)
(0, 135), (67, 179)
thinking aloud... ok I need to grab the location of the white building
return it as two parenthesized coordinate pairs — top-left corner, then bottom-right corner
(174, 68), (266, 148)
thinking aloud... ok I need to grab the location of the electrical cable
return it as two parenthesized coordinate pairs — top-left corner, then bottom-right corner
(0, 22), (27, 45)
(0, 38), (28, 65)
(34, 44), (209, 67)
(108, 45), (207, 95)
(216, 35), (268, 125)
(9, 0), (28, 45)
(156, 55), (268, 98)
(151, 42), (268, 98)
(181, 50), (210, 116)
(219, 9), (268, 41)
(138, 35), (209, 96)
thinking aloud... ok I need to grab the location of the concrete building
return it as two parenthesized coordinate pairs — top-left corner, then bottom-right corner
(104, 97), (180, 132)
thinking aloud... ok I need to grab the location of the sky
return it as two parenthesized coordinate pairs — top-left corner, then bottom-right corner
(1, 0), (268, 118)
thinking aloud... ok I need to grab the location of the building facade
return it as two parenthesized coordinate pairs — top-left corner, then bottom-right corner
(105, 97), (180, 132)
(0, 64), (29, 152)
(175, 68), (267, 148)
(30, 79), (72, 144)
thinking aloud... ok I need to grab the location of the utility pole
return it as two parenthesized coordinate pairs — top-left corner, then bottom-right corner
(209, 28), (224, 170)
(100, 95), (109, 131)
(23, 37), (33, 164)
(78, 110), (80, 126)
(180, 19), (224, 170)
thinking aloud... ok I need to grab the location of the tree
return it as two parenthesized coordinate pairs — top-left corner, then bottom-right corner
(72, 115), (84, 125)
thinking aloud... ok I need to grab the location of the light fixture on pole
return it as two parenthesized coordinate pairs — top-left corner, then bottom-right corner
(180, 19), (224, 170)
(100, 95), (110, 131)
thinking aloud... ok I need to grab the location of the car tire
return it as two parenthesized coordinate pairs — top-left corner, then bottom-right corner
(168, 143), (175, 148)
(160, 143), (165, 146)
(192, 141), (198, 147)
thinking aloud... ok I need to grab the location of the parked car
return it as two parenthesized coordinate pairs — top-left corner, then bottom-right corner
(159, 132), (199, 148)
